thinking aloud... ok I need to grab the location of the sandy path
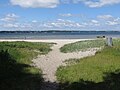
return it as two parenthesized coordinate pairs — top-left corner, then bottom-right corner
(31, 39), (99, 90)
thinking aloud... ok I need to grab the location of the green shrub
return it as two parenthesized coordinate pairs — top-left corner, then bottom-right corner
(0, 41), (52, 90)
(60, 39), (105, 53)
(57, 39), (120, 90)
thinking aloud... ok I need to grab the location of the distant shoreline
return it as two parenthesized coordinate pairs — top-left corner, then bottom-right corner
(0, 31), (120, 39)
(0, 31), (120, 35)
(0, 31), (120, 33)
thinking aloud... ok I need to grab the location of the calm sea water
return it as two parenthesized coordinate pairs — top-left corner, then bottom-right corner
(0, 31), (120, 39)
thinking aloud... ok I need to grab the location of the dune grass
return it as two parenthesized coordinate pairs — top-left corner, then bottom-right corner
(56, 39), (120, 90)
(60, 39), (105, 53)
(0, 41), (53, 90)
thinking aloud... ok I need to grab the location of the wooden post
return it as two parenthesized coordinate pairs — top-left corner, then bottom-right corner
(106, 37), (113, 47)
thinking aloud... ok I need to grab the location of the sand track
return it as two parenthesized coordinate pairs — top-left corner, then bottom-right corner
(32, 39), (99, 90)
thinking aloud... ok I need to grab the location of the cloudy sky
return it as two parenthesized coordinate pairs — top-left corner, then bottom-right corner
(0, 0), (120, 31)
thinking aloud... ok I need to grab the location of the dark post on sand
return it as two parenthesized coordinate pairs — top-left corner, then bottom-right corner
(106, 37), (113, 47)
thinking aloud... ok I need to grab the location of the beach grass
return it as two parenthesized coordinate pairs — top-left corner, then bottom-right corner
(60, 39), (105, 53)
(56, 39), (120, 90)
(0, 41), (53, 90)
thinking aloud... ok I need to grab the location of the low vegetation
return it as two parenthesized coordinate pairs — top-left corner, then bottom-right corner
(56, 39), (120, 90)
(60, 39), (105, 53)
(0, 41), (52, 90)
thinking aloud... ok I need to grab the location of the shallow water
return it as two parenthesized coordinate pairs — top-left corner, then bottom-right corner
(0, 31), (120, 39)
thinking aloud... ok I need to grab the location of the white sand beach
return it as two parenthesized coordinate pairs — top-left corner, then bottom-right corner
(0, 39), (92, 43)
(0, 39), (99, 90)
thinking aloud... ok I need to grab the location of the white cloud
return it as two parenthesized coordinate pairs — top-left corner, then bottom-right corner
(90, 20), (100, 26)
(56, 19), (84, 28)
(1, 13), (120, 30)
(59, 13), (86, 18)
(10, 0), (59, 8)
(10, 0), (120, 8)
(97, 15), (120, 26)
(91, 20), (99, 23)
(7, 13), (18, 18)
(97, 15), (113, 20)
(114, 17), (120, 22)
(84, 0), (120, 7)
(41, 19), (84, 29)
(32, 20), (38, 23)
(106, 21), (118, 25)
(0, 13), (19, 22)
(72, 0), (120, 8)
(43, 23), (53, 28)
(3, 23), (19, 28)
(59, 13), (72, 17)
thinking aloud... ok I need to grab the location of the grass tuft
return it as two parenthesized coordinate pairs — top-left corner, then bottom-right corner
(57, 39), (120, 90)
(0, 41), (52, 90)
(60, 39), (105, 53)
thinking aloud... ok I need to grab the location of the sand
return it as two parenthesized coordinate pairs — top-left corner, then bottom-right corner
(0, 39), (99, 90)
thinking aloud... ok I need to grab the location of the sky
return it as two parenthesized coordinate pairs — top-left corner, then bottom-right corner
(0, 0), (120, 31)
